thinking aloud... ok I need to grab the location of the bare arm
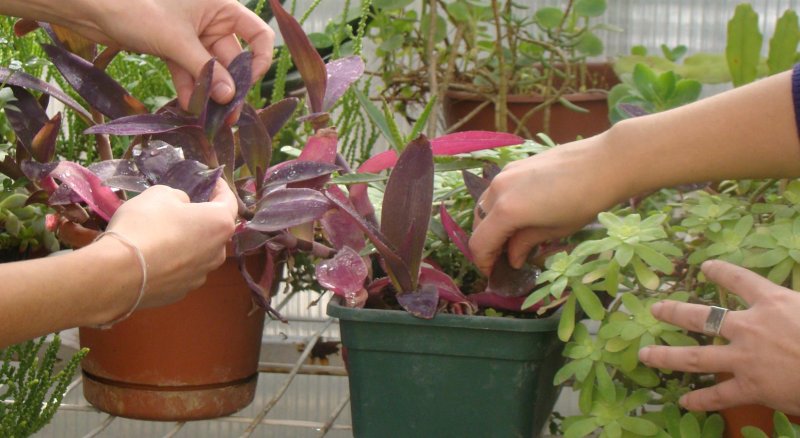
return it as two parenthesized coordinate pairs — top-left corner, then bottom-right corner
(470, 70), (800, 274)
(0, 0), (275, 108)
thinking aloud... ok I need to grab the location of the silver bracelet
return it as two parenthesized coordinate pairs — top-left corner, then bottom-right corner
(91, 231), (148, 329)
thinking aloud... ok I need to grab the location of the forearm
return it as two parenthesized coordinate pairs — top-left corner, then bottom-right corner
(607, 70), (800, 198)
(0, 239), (139, 348)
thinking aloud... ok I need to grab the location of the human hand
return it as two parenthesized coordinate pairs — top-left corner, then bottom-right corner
(104, 179), (238, 309)
(638, 259), (800, 415)
(469, 133), (628, 275)
(15, 0), (274, 109)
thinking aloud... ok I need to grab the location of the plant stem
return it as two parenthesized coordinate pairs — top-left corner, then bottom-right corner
(425, 0), (439, 137)
(490, 0), (507, 132)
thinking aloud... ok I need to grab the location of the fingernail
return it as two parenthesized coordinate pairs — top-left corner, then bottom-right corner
(638, 347), (651, 362)
(678, 395), (689, 407)
(650, 302), (663, 315)
(211, 82), (233, 102)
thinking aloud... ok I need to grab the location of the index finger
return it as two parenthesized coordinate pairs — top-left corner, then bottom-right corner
(208, 179), (238, 220)
(469, 209), (515, 276)
(701, 259), (776, 306)
(233, 5), (276, 83)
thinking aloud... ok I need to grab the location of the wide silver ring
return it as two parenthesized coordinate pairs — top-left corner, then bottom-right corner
(703, 306), (729, 337)
(476, 200), (487, 220)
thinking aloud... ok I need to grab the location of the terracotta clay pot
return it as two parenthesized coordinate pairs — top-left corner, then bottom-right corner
(442, 62), (619, 144)
(79, 253), (266, 421)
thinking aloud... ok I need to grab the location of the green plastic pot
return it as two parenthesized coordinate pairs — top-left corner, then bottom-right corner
(327, 297), (566, 437)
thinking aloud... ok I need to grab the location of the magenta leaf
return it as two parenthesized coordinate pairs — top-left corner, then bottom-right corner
(320, 185), (365, 251)
(3, 86), (48, 153)
(419, 265), (473, 309)
(22, 160), (122, 221)
(263, 160), (341, 189)
(430, 131), (524, 155)
(486, 257), (541, 297)
(237, 104), (272, 177)
(84, 113), (197, 135)
(269, 0), (327, 113)
(0, 67), (92, 122)
(468, 292), (541, 313)
(189, 58), (214, 118)
(42, 44), (147, 119)
(396, 283), (439, 319)
(249, 188), (333, 232)
(158, 160), (224, 203)
(380, 136), (434, 292)
(356, 149), (398, 174)
(203, 52), (253, 140)
(439, 203), (474, 262)
(257, 98), (299, 138)
(315, 246), (369, 305)
(462, 170), (490, 202)
(322, 56), (365, 111)
(298, 128), (338, 163)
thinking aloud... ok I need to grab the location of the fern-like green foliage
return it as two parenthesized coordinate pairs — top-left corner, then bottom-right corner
(0, 335), (88, 437)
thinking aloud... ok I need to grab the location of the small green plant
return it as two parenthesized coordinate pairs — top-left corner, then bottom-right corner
(0, 335), (88, 437)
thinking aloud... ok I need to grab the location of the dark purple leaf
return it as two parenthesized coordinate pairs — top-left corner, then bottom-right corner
(320, 185), (365, 251)
(204, 52), (252, 139)
(237, 104), (272, 177)
(315, 246), (369, 307)
(439, 203), (474, 262)
(4, 86), (48, 153)
(20, 160), (57, 182)
(482, 163), (501, 180)
(381, 136), (434, 291)
(158, 160), (224, 203)
(249, 188), (333, 232)
(257, 98), (299, 138)
(238, 250), (275, 311)
(189, 58), (214, 118)
(233, 228), (271, 255)
(42, 44), (147, 119)
(468, 292), (541, 313)
(104, 175), (151, 193)
(154, 126), (217, 166)
(396, 283), (439, 319)
(263, 160), (340, 189)
(462, 170), (490, 202)
(486, 257), (541, 297)
(88, 159), (140, 180)
(84, 113), (197, 135)
(322, 56), (365, 111)
(269, 0), (327, 113)
(324, 188), (412, 292)
(619, 103), (650, 118)
(213, 127), (235, 183)
(22, 160), (122, 221)
(0, 67), (92, 122)
(430, 131), (524, 156)
(134, 141), (185, 184)
(31, 112), (61, 163)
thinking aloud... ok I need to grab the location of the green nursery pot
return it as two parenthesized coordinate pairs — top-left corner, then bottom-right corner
(327, 297), (566, 438)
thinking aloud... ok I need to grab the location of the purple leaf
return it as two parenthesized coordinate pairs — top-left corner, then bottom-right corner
(204, 52), (252, 140)
(315, 246), (369, 307)
(237, 104), (272, 177)
(4, 86), (48, 153)
(322, 56), (365, 111)
(158, 160), (224, 202)
(42, 44), (147, 119)
(48, 184), (83, 205)
(619, 103), (650, 118)
(482, 163), (501, 180)
(396, 283), (439, 319)
(22, 160), (122, 221)
(324, 188), (412, 292)
(257, 98), (299, 138)
(213, 127), (235, 183)
(381, 136), (434, 292)
(0, 67), (92, 122)
(263, 160), (340, 189)
(154, 126), (217, 166)
(462, 170), (490, 202)
(439, 203), (474, 262)
(87, 159), (149, 192)
(320, 185), (365, 251)
(84, 113), (197, 135)
(269, 0), (327, 113)
(134, 141), (185, 184)
(31, 112), (61, 163)
(238, 250), (275, 311)
(430, 131), (525, 155)
(468, 292), (541, 313)
(189, 58), (214, 118)
(249, 188), (333, 232)
(103, 175), (151, 193)
(233, 228), (271, 255)
(486, 257), (541, 297)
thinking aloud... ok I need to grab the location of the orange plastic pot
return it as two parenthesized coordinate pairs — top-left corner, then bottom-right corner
(716, 373), (800, 437)
(79, 253), (267, 421)
(442, 63), (619, 144)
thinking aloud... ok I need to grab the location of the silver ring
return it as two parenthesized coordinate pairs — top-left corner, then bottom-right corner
(703, 306), (729, 337)
(476, 200), (487, 219)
